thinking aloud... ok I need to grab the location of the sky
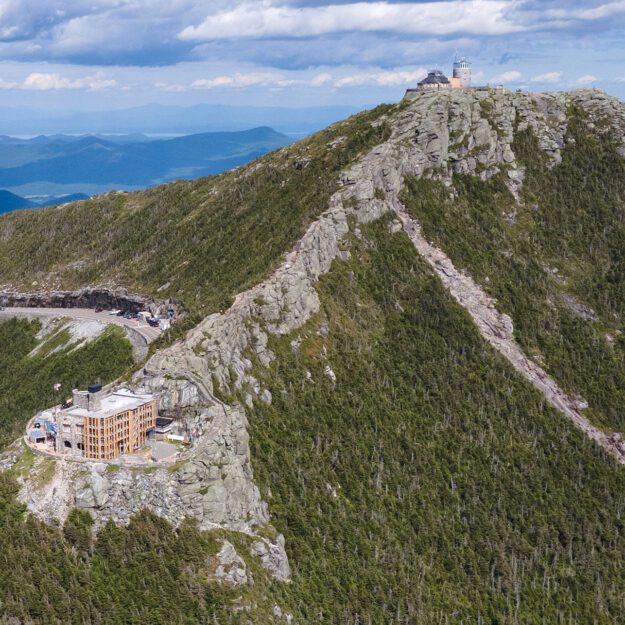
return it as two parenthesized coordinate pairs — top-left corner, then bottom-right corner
(0, 0), (623, 110)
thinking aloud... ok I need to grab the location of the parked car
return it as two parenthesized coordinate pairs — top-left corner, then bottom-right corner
(147, 318), (160, 327)
(117, 310), (125, 316)
(124, 311), (134, 319)
(109, 309), (120, 315)
(94, 306), (103, 313)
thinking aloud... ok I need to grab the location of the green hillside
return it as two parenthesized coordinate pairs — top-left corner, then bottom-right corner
(0, 105), (394, 319)
(247, 217), (625, 624)
(0, 318), (134, 450)
(2, 93), (625, 624)
(401, 106), (625, 433)
(5, 217), (625, 624)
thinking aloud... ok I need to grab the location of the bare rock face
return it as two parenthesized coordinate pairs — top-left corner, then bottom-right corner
(252, 535), (292, 582)
(214, 540), (250, 586)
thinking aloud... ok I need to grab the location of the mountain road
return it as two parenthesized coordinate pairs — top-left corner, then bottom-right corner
(0, 307), (162, 343)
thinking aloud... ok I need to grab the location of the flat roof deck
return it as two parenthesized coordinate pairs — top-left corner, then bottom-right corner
(62, 389), (154, 419)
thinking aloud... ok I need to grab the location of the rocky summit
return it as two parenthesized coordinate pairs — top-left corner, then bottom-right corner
(3, 88), (625, 623)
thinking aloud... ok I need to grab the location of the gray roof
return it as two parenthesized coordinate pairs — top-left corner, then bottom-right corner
(418, 70), (450, 85)
(62, 389), (154, 419)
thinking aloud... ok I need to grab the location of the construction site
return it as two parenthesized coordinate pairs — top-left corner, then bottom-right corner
(26, 384), (187, 464)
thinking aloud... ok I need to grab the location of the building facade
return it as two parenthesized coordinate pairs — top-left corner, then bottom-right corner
(56, 387), (157, 460)
(405, 57), (472, 97)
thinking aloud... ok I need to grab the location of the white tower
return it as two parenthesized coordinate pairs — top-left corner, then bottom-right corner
(453, 56), (471, 88)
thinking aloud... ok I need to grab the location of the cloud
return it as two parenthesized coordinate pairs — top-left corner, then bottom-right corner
(155, 81), (187, 92)
(21, 70), (118, 90)
(191, 71), (289, 89)
(311, 72), (332, 86)
(491, 70), (523, 83)
(180, 1), (522, 41)
(0, 0), (620, 71)
(541, 1), (625, 21)
(333, 68), (427, 87)
(0, 77), (18, 89)
(576, 74), (598, 84)
(530, 71), (562, 83)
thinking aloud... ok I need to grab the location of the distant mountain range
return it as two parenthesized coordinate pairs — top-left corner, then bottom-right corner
(0, 103), (361, 136)
(0, 126), (292, 208)
(0, 190), (89, 214)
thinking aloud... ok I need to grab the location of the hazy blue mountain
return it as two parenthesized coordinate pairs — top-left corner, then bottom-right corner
(0, 103), (361, 136)
(0, 126), (291, 189)
(37, 193), (90, 207)
(0, 190), (37, 214)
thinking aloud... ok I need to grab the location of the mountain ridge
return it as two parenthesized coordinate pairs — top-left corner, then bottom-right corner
(3, 88), (625, 623)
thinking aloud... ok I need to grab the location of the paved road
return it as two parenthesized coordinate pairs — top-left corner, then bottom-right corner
(0, 307), (162, 343)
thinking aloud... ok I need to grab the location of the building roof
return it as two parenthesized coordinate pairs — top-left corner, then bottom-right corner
(62, 388), (154, 419)
(29, 429), (46, 441)
(418, 70), (450, 86)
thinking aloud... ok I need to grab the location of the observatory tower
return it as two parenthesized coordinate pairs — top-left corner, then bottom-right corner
(452, 55), (472, 88)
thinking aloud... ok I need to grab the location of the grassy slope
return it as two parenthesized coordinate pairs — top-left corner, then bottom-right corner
(247, 218), (625, 624)
(0, 106), (394, 320)
(401, 106), (625, 432)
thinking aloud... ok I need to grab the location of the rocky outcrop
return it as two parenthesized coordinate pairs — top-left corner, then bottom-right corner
(214, 540), (250, 586)
(19, 402), (269, 533)
(0, 287), (180, 317)
(252, 535), (292, 582)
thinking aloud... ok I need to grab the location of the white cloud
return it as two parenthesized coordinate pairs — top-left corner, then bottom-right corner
(22, 72), (79, 90)
(311, 72), (333, 87)
(191, 71), (287, 89)
(0, 77), (18, 89)
(180, 1), (522, 41)
(542, 1), (625, 21)
(155, 81), (187, 92)
(21, 70), (118, 90)
(577, 74), (598, 84)
(333, 69), (427, 87)
(491, 70), (522, 83)
(530, 71), (562, 83)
